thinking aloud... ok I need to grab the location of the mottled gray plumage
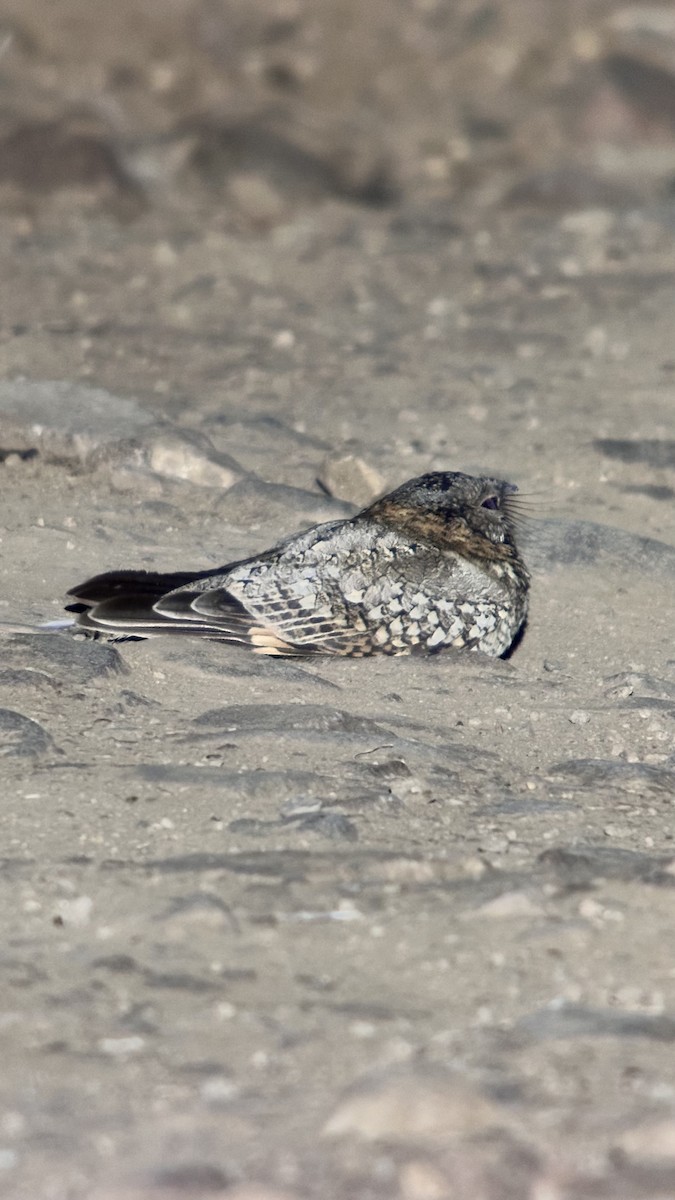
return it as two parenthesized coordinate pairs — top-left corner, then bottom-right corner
(66, 471), (529, 657)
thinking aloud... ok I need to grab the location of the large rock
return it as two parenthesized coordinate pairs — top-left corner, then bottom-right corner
(0, 380), (154, 460)
(0, 380), (242, 488)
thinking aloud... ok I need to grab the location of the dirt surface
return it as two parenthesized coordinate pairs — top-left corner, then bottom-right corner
(2, 3), (675, 1198)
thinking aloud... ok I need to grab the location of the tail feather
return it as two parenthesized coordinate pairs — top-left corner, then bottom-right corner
(65, 568), (227, 637)
(67, 568), (215, 606)
(65, 567), (312, 654)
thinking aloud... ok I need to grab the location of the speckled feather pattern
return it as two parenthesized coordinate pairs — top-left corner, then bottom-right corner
(67, 471), (530, 658)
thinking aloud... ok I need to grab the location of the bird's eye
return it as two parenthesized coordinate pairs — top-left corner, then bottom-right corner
(481, 496), (500, 510)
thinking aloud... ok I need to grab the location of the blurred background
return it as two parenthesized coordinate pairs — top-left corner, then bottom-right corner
(1, 0), (674, 226)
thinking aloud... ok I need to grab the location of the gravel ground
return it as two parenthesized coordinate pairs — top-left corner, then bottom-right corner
(1, 4), (675, 1198)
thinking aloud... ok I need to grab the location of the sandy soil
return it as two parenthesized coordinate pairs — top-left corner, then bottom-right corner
(1, 3), (675, 1198)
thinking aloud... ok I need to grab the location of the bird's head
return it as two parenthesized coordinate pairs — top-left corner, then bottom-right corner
(364, 471), (525, 558)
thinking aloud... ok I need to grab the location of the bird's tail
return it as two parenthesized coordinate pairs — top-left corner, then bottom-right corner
(66, 567), (321, 655)
(65, 568), (225, 639)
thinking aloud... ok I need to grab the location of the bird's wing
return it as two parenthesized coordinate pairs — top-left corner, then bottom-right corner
(155, 519), (381, 655)
(159, 520), (475, 656)
(162, 581), (365, 655)
(146, 581), (318, 654)
(65, 520), (363, 653)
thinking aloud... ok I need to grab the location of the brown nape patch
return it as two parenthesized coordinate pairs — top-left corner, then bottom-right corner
(368, 500), (515, 561)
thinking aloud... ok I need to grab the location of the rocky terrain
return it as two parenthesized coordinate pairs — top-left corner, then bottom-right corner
(1, 3), (675, 1198)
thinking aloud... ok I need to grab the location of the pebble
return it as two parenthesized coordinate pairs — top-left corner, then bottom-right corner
(0, 708), (55, 757)
(399, 1160), (449, 1200)
(98, 1037), (145, 1057)
(568, 710), (591, 725)
(316, 453), (385, 506)
(200, 1075), (240, 1104)
(616, 1117), (675, 1164)
(53, 895), (93, 927)
(463, 890), (544, 919)
(323, 1067), (503, 1143)
(228, 172), (287, 227)
(144, 428), (242, 489)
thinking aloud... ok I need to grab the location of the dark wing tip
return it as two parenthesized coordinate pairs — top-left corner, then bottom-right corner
(67, 569), (209, 605)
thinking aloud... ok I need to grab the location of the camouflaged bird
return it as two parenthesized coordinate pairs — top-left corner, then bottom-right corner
(66, 471), (529, 657)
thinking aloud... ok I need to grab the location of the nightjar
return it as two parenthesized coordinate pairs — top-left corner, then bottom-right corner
(66, 471), (529, 657)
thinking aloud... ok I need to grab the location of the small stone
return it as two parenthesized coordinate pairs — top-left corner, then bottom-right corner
(616, 1117), (675, 1164)
(216, 1001), (237, 1020)
(350, 1021), (376, 1040)
(464, 891), (543, 919)
(477, 834), (510, 854)
(569, 710), (591, 725)
(578, 897), (624, 924)
(323, 1067), (503, 1143)
(461, 857), (487, 879)
(560, 209), (613, 239)
(154, 240), (178, 266)
(0, 1150), (17, 1172)
(317, 453), (385, 506)
(399, 1160), (449, 1200)
(144, 428), (242, 489)
(581, 328), (607, 360)
(297, 812), (358, 841)
(279, 798), (322, 819)
(98, 1036), (145, 1057)
(0, 708), (55, 757)
(603, 824), (631, 838)
(107, 466), (165, 498)
(54, 896), (93, 927)
(200, 1075), (240, 1104)
(227, 172), (286, 227)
